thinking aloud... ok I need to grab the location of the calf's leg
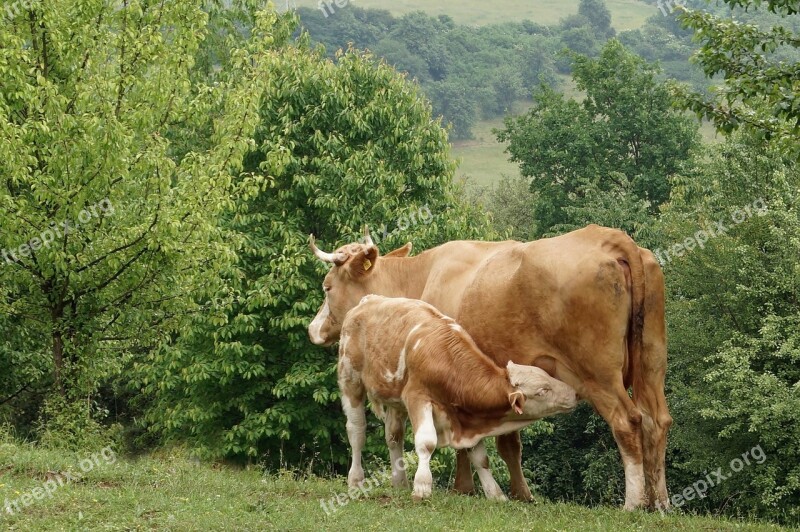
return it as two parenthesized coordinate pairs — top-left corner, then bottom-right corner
(338, 374), (367, 488)
(408, 401), (438, 501)
(468, 440), (507, 501)
(384, 408), (410, 488)
(496, 431), (533, 501)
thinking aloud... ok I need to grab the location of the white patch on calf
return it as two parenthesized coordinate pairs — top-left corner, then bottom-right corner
(412, 403), (437, 500)
(468, 441), (507, 501)
(358, 294), (380, 306)
(342, 400), (367, 488)
(384, 346), (407, 383)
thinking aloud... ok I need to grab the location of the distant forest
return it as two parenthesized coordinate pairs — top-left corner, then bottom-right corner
(297, 0), (800, 139)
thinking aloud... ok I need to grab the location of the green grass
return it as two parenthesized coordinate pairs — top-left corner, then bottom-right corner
(295, 0), (655, 30)
(0, 442), (788, 531)
(451, 114), (520, 187)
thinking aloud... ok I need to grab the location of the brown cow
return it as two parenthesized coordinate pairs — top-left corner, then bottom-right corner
(308, 225), (672, 510)
(338, 294), (578, 500)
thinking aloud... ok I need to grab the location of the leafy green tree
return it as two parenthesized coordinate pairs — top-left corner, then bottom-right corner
(579, 0), (615, 39)
(371, 38), (431, 82)
(0, 1), (288, 427)
(426, 79), (479, 140)
(657, 131), (800, 524)
(497, 39), (699, 236)
(134, 43), (491, 463)
(675, 0), (800, 154)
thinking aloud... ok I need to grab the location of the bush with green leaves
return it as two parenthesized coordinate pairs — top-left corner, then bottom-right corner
(657, 130), (800, 524)
(133, 41), (491, 465)
(0, 1), (289, 433)
(497, 39), (699, 238)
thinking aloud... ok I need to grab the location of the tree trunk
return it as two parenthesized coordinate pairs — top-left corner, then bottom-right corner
(52, 302), (66, 397)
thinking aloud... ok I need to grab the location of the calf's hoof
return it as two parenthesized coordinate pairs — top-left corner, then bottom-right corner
(412, 486), (432, 501)
(392, 477), (410, 489)
(347, 469), (365, 489)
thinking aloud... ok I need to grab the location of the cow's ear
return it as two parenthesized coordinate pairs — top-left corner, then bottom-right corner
(509, 390), (525, 415)
(350, 245), (379, 277)
(385, 242), (412, 258)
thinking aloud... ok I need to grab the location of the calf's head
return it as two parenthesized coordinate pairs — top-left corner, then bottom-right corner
(506, 362), (578, 418)
(307, 229), (412, 346)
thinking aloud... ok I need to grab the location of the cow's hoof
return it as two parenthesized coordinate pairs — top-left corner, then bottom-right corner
(453, 482), (476, 495)
(508, 488), (534, 502)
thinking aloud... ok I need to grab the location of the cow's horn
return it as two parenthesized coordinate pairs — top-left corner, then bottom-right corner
(309, 234), (345, 264)
(363, 225), (375, 248)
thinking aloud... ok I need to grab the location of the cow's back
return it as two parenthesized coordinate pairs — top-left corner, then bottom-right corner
(417, 240), (519, 318)
(452, 226), (636, 390)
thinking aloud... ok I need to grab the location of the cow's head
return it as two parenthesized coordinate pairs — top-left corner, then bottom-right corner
(506, 362), (578, 418)
(307, 228), (412, 346)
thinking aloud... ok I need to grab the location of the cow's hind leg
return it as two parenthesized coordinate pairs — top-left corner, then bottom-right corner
(407, 400), (438, 501)
(635, 250), (673, 510)
(468, 440), (507, 501)
(454, 450), (475, 494)
(589, 380), (646, 510)
(384, 408), (410, 488)
(497, 431), (533, 501)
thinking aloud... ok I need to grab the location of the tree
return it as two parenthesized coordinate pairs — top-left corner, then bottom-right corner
(578, 0), (615, 39)
(674, 0), (800, 155)
(656, 131), (800, 523)
(0, 1), (289, 426)
(426, 79), (479, 140)
(497, 39), (699, 237)
(133, 44), (491, 463)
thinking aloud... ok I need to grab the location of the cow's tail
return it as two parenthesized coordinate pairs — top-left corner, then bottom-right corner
(619, 238), (645, 395)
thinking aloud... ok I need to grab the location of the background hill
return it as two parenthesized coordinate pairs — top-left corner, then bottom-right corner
(293, 0), (655, 28)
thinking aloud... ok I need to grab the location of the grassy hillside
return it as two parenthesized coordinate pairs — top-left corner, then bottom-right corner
(0, 443), (788, 531)
(451, 115), (521, 187)
(295, 0), (656, 29)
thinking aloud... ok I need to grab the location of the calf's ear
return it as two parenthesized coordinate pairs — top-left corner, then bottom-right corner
(508, 391), (526, 415)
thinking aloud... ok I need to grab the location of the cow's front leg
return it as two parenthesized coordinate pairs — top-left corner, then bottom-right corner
(342, 395), (367, 488)
(496, 431), (533, 501)
(454, 449), (476, 494)
(468, 440), (507, 501)
(409, 402), (438, 500)
(384, 408), (409, 488)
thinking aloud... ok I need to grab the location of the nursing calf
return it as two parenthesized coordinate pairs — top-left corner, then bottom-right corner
(337, 295), (577, 500)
